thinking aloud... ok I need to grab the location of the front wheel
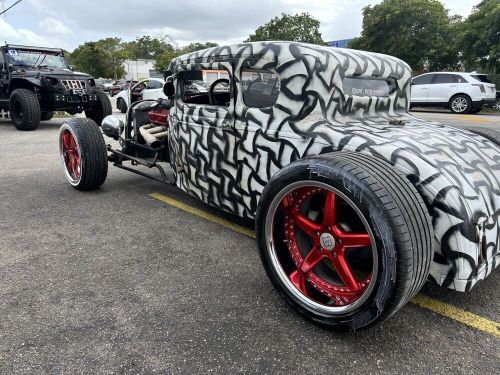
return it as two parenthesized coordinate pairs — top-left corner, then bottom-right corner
(449, 94), (471, 114)
(256, 152), (433, 330)
(9, 89), (41, 131)
(59, 118), (108, 190)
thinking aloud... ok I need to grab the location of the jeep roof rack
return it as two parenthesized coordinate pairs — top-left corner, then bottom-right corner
(4, 44), (64, 53)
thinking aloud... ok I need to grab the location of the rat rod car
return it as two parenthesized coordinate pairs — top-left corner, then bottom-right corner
(58, 42), (500, 330)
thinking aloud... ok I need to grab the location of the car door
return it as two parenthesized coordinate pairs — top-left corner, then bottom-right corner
(427, 74), (460, 103)
(411, 74), (433, 102)
(142, 79), (165, 101)
(169, 62), (242, 214)
(233, 61), (281, 215)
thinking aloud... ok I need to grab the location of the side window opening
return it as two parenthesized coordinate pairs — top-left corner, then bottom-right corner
(241, 69), (279, 108)
(180, 69), (231, 107)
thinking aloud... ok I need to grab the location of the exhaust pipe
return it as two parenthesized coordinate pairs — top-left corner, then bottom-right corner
(139, 124), (168, 149)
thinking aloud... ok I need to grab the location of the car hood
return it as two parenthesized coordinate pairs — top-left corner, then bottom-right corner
(11, 67), (92, 79)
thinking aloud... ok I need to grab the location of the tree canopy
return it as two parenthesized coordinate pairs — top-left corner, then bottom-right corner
(68, 38), (127, 79)
(153, 41), (219, 73)
(245, 13), (325, 45)
(349, 0), (460, 72)
(459, 0), (500, 73)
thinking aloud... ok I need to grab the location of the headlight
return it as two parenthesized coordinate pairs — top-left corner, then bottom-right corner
(44, 77), (58, 85)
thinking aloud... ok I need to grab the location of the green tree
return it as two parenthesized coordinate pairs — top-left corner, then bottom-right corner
(70, 38), (127, 79)
(459, 0), (500, 73)
(154, 41), (218, 73)
(179, 42), (218, 54)
(349, 0), (460, 72)
(245, 13), (325, 45)
(124, 35), (175, 60)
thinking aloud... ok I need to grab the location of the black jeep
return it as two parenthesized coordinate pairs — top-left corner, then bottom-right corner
(0, 44), (112, 131)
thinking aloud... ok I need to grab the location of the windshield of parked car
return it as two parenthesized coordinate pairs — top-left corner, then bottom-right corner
(5, 48), (69, 69)
(471, 75), (492, 84)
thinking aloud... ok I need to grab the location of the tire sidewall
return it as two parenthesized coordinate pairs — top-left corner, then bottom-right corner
(256, 159), (398, 330)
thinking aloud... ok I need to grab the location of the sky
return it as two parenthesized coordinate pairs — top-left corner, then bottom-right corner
(0, 0), (481, 51)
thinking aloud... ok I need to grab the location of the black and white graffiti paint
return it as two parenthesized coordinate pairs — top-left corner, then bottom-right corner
(167, 42), (499, 292)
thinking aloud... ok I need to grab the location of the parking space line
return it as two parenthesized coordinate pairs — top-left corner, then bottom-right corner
(149, 192), (256, 238)
(149, 192), (500, 338)
(412, 295), (500, 338)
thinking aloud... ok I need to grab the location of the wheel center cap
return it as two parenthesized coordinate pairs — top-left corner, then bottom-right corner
(320, 233), (336, 251)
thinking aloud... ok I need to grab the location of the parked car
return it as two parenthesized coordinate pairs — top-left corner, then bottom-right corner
(115, 78), (163, 113)
(58, 42), (499, 331)
(410, 72), (496, 114)
(0, 44), (111, 131)
(110, 79), (135, 97)
(494, 90), (500, 110)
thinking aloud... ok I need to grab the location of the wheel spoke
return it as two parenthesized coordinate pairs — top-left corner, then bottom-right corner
(300, 246), (325, 273)
(323, 191), (337, 227)
(331, 254), (359, 291)
(292, 211), (322, 236)
(339, 232), (371, 249)
(62, 132), (71, 150)
(71, 155), (79, 177)
(289, 270), (309, 296)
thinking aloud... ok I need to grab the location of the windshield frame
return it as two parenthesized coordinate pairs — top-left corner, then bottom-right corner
(5, 48), (70, 70)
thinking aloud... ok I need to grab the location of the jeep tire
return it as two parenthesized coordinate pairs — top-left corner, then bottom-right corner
(9, 89), (41, 131)
(59, 118), (108, 190)
(41, 111), (54, 121)
(256, 151), (433, 330)
(85, 91), (112, 126)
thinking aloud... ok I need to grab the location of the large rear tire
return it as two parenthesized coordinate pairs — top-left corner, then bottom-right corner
(256, 151), (433, 330)
(462, 126), (500, 146)
(9, 89), (41, 131)
(85, 91), (112, 126)
(59, 118), (108, 190)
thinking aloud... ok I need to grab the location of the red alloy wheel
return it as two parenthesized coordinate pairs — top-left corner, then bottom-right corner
(61, 129), (81, 182)
(276, 186), (375, 307)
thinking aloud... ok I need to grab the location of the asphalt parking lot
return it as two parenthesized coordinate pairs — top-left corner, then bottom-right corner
(0, 108), (499, 374)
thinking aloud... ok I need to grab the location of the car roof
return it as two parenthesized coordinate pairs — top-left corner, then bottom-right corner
(171, 41), (407, 68)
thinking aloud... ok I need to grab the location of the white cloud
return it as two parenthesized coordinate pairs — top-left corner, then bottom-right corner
(0, 18), (65, 48)
(39, 17), (74, 35)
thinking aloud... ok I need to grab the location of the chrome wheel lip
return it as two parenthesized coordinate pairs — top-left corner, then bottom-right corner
(264, 180), (379, 316)
(59, 124), (83, 186)
(451, 97), (468, 113)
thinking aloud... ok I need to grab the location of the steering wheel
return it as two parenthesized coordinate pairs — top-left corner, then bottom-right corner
(209, 78), (230, 105)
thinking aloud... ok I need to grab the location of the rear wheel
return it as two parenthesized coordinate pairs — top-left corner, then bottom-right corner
(85, 91), (112, 126)
(9, 89), (41, 131)
(449, 94), (471, 114)
(41, 111), (54, 121)
(462, 126), (500, 146)
(256, 152), (432, 330)
(117, 97), (127, 113)
(494, 98), (500, 111)
(59, 118), (108, 190)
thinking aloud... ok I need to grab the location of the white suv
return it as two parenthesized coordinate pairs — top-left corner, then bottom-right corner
(410, 72), (496, 114)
